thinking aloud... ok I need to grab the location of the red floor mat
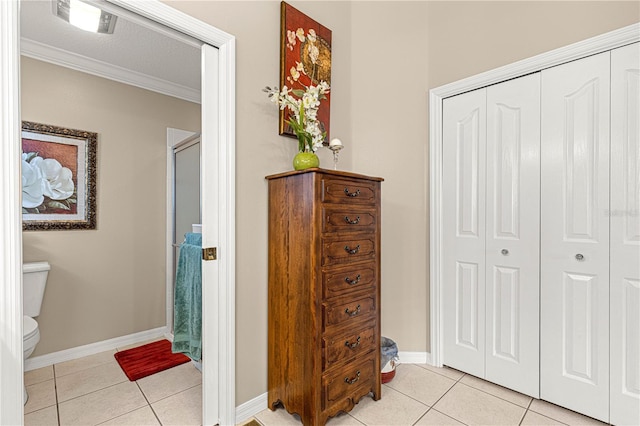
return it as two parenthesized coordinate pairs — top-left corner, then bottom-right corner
(114, 339), (190, 381)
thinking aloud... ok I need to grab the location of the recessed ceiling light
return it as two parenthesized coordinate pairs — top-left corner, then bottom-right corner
(52, 0), (117, 34)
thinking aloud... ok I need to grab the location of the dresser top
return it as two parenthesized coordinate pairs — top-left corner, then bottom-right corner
(265, 167), (384, 182)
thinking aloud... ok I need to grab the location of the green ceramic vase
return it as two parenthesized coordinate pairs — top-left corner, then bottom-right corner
(293, 152), (319, 171)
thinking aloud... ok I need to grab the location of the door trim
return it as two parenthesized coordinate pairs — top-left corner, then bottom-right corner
(0, 1), (236, 425)
(429, 23), (639, 368)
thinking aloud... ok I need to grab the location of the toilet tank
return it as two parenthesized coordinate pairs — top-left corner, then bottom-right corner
(23, 262), (50, 317)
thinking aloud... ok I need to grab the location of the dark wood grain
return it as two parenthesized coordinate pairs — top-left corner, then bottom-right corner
(266, 169), (382, 425)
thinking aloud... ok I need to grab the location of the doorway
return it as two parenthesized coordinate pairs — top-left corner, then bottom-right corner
(0, 1), (236, 425)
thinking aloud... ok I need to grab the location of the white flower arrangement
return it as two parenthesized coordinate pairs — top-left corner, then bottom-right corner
(263, 81), (330, 153)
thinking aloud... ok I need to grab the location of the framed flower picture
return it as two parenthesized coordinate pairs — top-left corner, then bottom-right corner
(21, 121), (97, 230)
(280, 1), (332, 142)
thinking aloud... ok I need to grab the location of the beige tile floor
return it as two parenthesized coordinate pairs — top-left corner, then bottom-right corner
(25, 355), (607, 426)
(254, 364), (608, 426)
(23, 343), (202, 426)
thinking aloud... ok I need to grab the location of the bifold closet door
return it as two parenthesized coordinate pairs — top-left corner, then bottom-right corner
(610, 42), (640, 426)
(443, 88), (487, 378)
(443, 74), (541, 395)
(485, 74), (540, 398)
(540, 51), (611, 422)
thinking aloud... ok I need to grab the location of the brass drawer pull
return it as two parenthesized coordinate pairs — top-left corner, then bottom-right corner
(345, 305), (361, 317)
(345, 336), (361, 349)
(345, 274), (361, 285)
(344, 245), (360, 255)
(344, 215), (361, 225)
(344, 187), (360, 197)
(344, 371), (361, 385)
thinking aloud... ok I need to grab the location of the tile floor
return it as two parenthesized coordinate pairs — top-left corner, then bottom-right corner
(254, 364), (608, 426)
(23, 342), (202, 426)
(25, 353), (607, 426)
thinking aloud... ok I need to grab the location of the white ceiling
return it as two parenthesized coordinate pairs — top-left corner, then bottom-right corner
(20, 0), (201, 102)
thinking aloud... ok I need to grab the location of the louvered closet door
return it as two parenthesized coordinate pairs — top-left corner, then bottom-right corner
(610, 42), (640, 426)
(540, 52), (611, 423)
(443, 88), (487, 378)
(485, 73), (540, 398)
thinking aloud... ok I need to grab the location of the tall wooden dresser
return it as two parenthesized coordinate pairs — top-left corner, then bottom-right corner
(266, 168), (383, 425)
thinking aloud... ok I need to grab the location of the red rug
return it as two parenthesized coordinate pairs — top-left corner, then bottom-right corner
(114, 339), (191, 381)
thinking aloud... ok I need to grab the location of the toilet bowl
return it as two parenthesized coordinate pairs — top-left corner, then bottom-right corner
(23, 316), (40, 359)
(22, 261), (50, 405)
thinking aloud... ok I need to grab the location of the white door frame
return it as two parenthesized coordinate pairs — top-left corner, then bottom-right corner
(428, 23), (639, 368)
(0, 1), (236, 425)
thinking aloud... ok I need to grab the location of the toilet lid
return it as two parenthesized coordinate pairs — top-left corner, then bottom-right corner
(23, 316), (38, 339)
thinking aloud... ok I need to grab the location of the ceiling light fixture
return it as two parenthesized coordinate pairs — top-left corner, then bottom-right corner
(53, 0), (117, 34)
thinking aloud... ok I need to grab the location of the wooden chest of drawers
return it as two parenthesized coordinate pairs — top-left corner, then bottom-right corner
(266, 169), (383, 425)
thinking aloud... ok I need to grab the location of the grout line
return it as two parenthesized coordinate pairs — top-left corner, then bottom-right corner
(135, 381), (163, 426)
(413, 363), (467, 382)
(380, 383), (431, 410)
(52, 357), (118, 380)
(454, 374), (533, 409)
(54, 371), (61, 426)
(147, 382), (202, 405)
(53, 379), (129, 405)
(455, 382), (530, 409)
(412, 407), (432, 426)
(346, 412), (367, 426)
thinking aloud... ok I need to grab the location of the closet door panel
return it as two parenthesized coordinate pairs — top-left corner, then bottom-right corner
(540, 52), (610, 422)
(485, 73), (540, 398)
(610, 42), (640, 426)
(443, 88), (486, 377)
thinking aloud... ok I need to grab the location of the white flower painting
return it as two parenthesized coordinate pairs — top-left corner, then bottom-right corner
(280, 2), (332, 140)
(21, 121), (97, 230)
(21, 152), (76, 212)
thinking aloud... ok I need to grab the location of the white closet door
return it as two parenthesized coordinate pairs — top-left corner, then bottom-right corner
(540, 52), (611, 422)
(610, 42), (640, 426)
(443, 88), (487, 377)
(485, 73), (541, 398)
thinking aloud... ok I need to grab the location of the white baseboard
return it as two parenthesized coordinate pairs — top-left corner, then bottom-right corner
(235, 392), (268, 424)
(24, 326), (168, 371)
(398, 351), (431, 365)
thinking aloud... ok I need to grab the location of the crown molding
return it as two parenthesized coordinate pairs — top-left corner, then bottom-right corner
(20, 37), (201, 104)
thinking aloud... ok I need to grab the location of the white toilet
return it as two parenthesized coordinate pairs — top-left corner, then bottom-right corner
(23, 261), (50, 404)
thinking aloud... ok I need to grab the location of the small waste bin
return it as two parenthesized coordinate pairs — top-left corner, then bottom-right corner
(381, 336), (399, 383)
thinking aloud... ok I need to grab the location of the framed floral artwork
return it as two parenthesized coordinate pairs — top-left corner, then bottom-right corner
(21, 121), (97, 230)
(280, 1), (332, 142)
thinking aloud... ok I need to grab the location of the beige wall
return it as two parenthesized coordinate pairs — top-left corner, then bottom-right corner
(164, 1), (354, 404)
(167, 0), (638, 407)
(21, 57), (201, 356)
(350, 1), (431, 356)
(427, 1), (640, 89)
(22, 0), (639, 407)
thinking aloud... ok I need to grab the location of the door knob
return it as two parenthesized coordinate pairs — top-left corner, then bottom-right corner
(501, 249), (509, 256)
(575, 253), (584, 261)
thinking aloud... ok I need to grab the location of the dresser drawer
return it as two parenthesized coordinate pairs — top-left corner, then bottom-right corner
(323, 326), (376, 370)
(322, 262), (376, 299)
(322, 237), (376, 266)
(323, 356), (376, 410)
(322, 207), (377, 234)
(321, 177), (377, 205)
(323, 295), (376, 329)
